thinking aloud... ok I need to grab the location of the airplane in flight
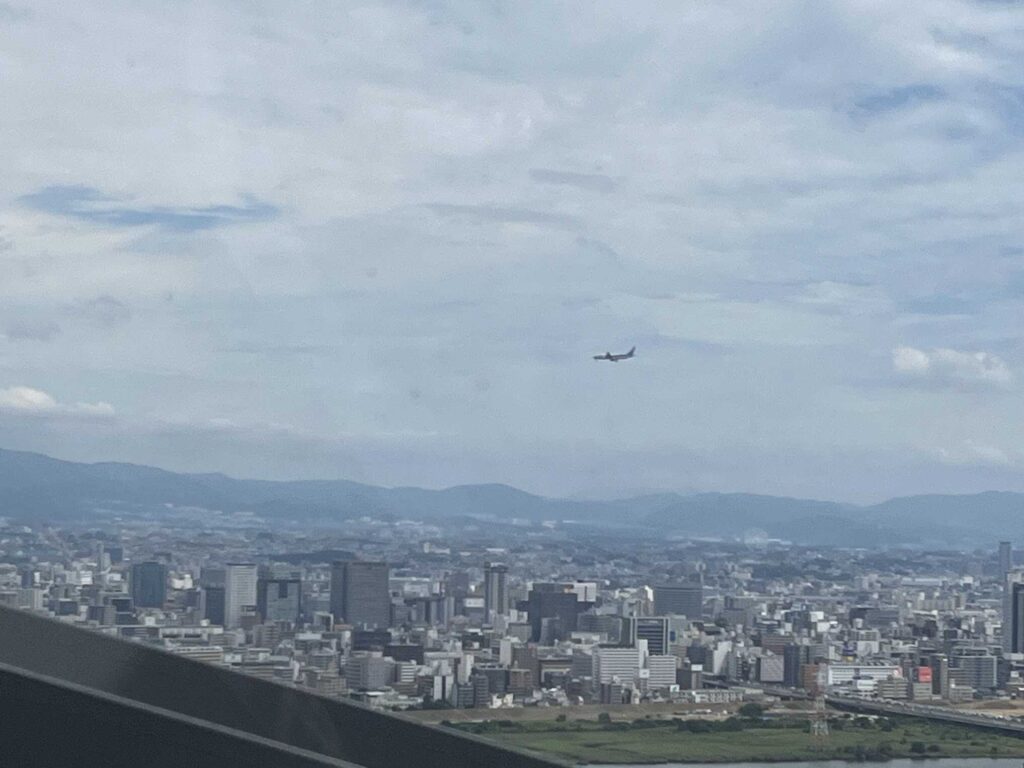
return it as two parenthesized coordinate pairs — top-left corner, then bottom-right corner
(593, 346), (636, 362)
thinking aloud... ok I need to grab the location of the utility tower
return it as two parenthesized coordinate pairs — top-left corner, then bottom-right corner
(809, 665), (830, 740)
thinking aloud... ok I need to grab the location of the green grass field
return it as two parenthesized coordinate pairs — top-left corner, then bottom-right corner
(450, 716), (1024, 764)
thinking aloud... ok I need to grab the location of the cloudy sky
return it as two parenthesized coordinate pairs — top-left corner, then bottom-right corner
(2, 1), (1024, 502)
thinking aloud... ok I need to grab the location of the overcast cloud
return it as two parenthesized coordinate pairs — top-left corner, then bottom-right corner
(2, 1), (1024, 502)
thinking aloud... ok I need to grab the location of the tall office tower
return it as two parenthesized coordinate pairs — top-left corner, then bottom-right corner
(203, 586), (225, 625)
(483, 563), (508, 618)
(926, 653), (951, 698)
(330, 561), (390, 628)
(526, 582), (592, 642)
(652, 582), (703, 619)
(130, 561), (167, 609)
(630, 616), (670, 656)
(200, 567), (226, 588)
(329, 561), (347, 621)
(951, 649), (998, 692)
(1008, 580), (1024, 654)
(783, 643), (810, 688)
(577, 613), (626, 643)
(256, 577), (302, 624)
(224, 563), (258, 629)
(592, 643), (645, 686)
(1000, 541), (1013, 576)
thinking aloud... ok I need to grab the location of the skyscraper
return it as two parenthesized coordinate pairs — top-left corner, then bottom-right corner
(257, 577), (302, 624)
(483, 562), (508, 619)
(203, 586), (225, 625)
(1000, 541), (1013, 576)
(1009, 580), (1024, 654)
(652, 583), (703, 619)
(330, 561), (390, 628)
(526, 582), (591, 642)
(224, 563), (258, 629)
(130, 561), (167, 609)
(631, 616), (669, 656)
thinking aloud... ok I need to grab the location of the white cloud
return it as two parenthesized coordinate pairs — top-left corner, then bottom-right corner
(933, 439), (1014, 467)
(0, 386), (57, 411)
(0, 386), (114, 416)
(892, 346), (1012, 386)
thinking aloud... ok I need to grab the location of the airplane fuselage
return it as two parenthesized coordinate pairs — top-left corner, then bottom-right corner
(593, 347), (636, 362)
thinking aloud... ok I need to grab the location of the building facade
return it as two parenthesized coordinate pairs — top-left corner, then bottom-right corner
(483, 562), (508, 619)
(130, 561), (167, 609)
(224, 563), (258, 629)
(652, 583), (703, 619)
(330, 561), (390, 628)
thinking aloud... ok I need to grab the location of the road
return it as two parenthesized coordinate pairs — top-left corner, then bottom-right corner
(825, 694), (1024, 735)
(699, 680), (1024, 735)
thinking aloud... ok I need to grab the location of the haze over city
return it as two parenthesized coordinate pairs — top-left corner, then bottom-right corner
(4, 2), (1024, 503)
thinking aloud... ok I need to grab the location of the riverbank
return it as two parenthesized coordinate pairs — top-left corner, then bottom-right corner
(447, 715), (1024, 765)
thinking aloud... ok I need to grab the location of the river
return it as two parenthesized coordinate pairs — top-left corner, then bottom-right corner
(595, 760), (1024, 768)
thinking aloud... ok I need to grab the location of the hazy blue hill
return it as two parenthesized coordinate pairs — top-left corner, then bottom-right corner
(866, 491), (1024, 531)
(0, 449), (237, 516)
(644, 492), (849, 526)
(184, 473), (390, 519)
(642, 492), (989, 546)
(0, 447), (1019, 546)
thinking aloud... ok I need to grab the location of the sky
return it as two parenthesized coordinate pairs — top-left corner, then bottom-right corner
(2, 1), (1024, 503)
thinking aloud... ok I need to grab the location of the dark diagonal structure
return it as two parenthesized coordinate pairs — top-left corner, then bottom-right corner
(0, 605), (566, 768)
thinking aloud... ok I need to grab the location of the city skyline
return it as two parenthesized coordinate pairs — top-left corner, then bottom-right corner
(6, 498), (1024, 766)
(3, 2), (1024, 503)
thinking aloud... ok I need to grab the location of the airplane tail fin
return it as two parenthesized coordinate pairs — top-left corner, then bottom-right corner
(628, 346), (636, 356)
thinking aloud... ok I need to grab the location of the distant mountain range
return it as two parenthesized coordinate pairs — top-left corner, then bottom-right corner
(0, 447), (1018, 547)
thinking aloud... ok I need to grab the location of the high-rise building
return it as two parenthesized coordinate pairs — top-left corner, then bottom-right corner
(783, 643), (809, 688)
(652, 583), (703, 619)
(928, 653), (950, 698)
(1000, 541), (1013, 576)
(483, 563), (508, 619)
(224, 563), (258, 629)
(577, 613), (625, 643)
(646, 655), (678, 690)
(345, 652), (395, 690)
(593, 644), (644, 685)
(256, 578), (301, 624)
(329, 562), (346, 621)
(203, 586), (225, 625)
(631, 616), (669, 656)
(1008, 580), (1024, 654)
(330, 561), (390, 628)
(130, 561), (167, 609)
(526, 583), (592, 642)
(952, 650), (997, 692)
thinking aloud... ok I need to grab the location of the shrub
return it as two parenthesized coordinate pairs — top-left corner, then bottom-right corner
(738, 703), (765, 719)
(721, 717), (745, 731)
(683, 719), (715, 733)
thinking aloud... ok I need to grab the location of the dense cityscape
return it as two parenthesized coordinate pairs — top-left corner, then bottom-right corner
(5, 507), (1024, 724)
(5, 0), (1024, 765)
